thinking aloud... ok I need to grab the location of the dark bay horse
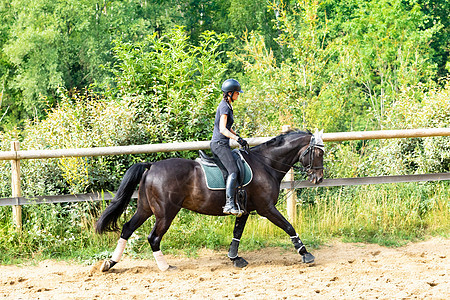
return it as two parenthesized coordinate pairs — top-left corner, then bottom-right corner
(96, 129), (324, 271)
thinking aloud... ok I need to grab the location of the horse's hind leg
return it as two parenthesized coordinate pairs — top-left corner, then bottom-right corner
(228, 214), (249, 268)
(100, 209), (152, 272)
(147, 203), (182, 271)
(259, 206), (315, 264)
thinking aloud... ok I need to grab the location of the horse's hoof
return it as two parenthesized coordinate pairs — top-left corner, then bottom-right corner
(100, 260), (117, 272)
(232, 257), (248, 268)
(100, 260), (111, 272)
(167, 265), (178, 271)
(302, 252), (315, 264)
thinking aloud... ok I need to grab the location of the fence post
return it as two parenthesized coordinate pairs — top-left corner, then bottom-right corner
(282, 125), (297, 223)
(11, 141), (22, 230)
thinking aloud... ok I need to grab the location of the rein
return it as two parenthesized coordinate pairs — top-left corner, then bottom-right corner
(247, 135), (324, 176)
(247, 151), (291, 175)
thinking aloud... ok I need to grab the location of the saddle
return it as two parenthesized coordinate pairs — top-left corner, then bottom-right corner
(196, 149), (253, 190)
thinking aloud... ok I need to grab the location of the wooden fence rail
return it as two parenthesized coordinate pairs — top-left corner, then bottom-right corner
(1, 128), (449, 161)
(1, 128), (450, 228)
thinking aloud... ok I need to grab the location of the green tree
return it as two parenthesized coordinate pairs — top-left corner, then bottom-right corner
(3, 0), (152, 116)
(337, 0), (439, 127)
(416, 0), (450, 79)
(0, 0), (183, 126)
(110, 27), (230, 144)
(228, 0), (280, 51)
(234, 0), (354, 133)
(234, 0), (442, 133)
(0, 0), (21, 128)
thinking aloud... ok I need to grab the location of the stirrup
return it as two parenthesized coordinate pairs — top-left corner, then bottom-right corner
(223, 206), (232, 215)
(223, 207), (244, 217)
(223, 204), (244, 217)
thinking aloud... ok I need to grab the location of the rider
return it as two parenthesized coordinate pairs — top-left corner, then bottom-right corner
(211, 79), (249, 216)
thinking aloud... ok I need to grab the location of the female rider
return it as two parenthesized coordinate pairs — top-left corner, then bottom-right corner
(210, 79), (249, 216)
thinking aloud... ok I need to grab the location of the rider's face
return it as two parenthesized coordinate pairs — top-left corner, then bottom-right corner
(231, 91), (240, 102)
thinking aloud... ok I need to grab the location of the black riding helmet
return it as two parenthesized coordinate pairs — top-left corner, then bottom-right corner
(221, 79), (243, 94)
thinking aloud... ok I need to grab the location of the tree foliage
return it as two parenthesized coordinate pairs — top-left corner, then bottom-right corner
(1, 0), (449, 129)
(109, 27), (229, 143)
(233, 0), (442, 133)
(0, 0), (183, 126)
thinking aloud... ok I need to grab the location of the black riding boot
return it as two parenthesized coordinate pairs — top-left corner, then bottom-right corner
(223, 173), (243, 216)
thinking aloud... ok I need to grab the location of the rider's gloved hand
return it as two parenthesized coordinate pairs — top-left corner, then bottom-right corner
(237, 137), (249, 149)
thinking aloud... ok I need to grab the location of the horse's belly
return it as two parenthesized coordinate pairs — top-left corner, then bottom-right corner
(181, 191), (225, 216)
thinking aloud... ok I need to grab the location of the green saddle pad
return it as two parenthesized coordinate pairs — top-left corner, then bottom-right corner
(197, 158), (253, 190)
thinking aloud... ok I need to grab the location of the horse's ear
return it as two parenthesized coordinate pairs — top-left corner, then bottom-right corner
(314, 128), (322, 138)
(313, 128), (324, 146)
(314, 128), (323, 136)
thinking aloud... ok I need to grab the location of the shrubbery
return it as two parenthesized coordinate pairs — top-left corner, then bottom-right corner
(365, 83), (450, 177)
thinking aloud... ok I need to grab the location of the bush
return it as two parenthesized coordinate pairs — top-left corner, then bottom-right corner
(368, 82), (450, 175)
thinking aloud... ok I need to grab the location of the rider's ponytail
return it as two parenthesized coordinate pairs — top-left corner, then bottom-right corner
(223, 92), (231, 103)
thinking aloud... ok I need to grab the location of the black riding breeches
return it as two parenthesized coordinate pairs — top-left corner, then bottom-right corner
(210, 140), (238, 175)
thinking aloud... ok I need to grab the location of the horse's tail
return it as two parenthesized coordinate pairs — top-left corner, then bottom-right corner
(95, 162), (152, 234)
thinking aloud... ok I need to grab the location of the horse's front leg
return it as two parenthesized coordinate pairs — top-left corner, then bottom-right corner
(228, 213), (249, 268)
(259, 206), (315, 264)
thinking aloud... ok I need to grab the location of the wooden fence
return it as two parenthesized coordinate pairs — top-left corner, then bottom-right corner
(1, 128), (450, 229)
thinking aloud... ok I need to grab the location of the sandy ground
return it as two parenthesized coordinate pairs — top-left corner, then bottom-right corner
(0, 237), (448, 299)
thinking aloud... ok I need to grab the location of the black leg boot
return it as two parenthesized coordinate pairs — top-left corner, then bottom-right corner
(223, 173), (243, 216)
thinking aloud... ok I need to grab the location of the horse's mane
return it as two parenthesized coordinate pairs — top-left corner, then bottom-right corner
(251, 129), (312, 152)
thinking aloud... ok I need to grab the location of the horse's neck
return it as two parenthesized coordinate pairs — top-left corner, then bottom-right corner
(259, 137), (308, 180)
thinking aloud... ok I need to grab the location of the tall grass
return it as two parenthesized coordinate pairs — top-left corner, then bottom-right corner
(296, 182), (450, 246)
(0, 182), (448, 264)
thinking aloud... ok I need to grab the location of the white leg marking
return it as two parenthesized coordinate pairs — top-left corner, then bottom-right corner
(153, 250), (170, 271)
(111, 238), (127, 262)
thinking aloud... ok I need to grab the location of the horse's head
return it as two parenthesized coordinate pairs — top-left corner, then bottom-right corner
(251, 129), (324, 184)
(299, 129), (324, 184)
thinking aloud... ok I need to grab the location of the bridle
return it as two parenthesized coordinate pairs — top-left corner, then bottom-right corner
(295, 135), (325, 173)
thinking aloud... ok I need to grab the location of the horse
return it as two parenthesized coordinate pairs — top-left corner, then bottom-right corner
(95, 129), (324, 271)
